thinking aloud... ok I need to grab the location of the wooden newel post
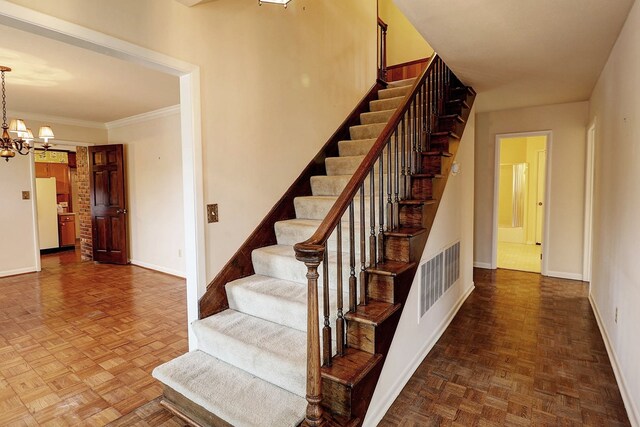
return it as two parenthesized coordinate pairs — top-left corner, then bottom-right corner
(294, 244), (326, 427)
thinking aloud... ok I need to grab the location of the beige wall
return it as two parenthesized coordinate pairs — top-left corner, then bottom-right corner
(6, 0), (378, 289)
(108, 109), (186, 277)
(0, 154), (38, 277)
(8, 116), (107, 145)
(588, 0), (640, 422)
(378, 0), (433, 66)
(474, 101), (588, 278)
(365, 108), (475, 426)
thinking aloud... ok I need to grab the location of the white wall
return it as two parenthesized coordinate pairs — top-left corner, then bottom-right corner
(108, 108), (186, 277)
(5, 0), (378, 297)
(365, 108), (476, 426)
(588, 1), (640, 424)
(474, 102), (589, 279)
(0, 153), (39, 277)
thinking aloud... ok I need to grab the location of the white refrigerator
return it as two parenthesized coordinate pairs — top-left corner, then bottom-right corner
(36, 177), (59, 250)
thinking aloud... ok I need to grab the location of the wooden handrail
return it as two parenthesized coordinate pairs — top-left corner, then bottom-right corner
(377, 17), (388, 30)
(294, 55), (438, 257)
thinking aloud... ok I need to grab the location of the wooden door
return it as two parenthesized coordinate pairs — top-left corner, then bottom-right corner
(89, 145), (129, 264)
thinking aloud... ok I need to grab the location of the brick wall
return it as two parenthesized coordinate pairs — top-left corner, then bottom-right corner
(76, 147), (93, 261)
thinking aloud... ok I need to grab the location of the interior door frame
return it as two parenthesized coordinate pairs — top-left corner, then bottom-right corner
(0, 1), (205, 349)
(583, 120), (596, 283)
(492, 130), (552, 275)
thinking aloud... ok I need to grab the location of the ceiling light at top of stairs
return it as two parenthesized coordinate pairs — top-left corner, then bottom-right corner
(258, 0), (293, 8)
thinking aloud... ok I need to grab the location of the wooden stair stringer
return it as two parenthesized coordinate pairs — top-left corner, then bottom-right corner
(319, 86), (476, 426)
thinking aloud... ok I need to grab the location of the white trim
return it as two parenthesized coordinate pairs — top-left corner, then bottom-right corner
(583, 121), (596, 283)
(546, 270), (583, 281)
(364, 281), (475, 427)
(492, 131), (552, 275)
(29, 151), (41, 272)
(474, 261), (492, 269)
(589, 293), (640, 426)
(106, 105), (181, 130)
(131, 259), (186, 279)
(0, 1), (205, 350)
(7, 109), (106, 129)
(0, 267), (38, 278)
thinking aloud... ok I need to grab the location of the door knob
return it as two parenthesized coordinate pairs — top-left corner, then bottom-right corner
(538, 202), (543, 206)
(117, 208), (128, 214)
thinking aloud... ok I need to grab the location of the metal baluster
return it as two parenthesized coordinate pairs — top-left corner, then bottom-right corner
(322, 242), (331, 367)
(401, 117), (408, 200)
(393, 128), (400, 227)
(386, 139), (392, 231)
(378, 155), (384, 263)
(359, 184), (367, 306)
(336, 222), (345, 356)
(369, 167), (376, 266)
(349, 201), (356, 313)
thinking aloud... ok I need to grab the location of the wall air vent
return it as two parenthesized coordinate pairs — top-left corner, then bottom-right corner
(420, 241), (461, 319)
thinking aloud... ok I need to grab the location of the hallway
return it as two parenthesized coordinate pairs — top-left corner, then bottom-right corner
(379, 269), (630, 426)
(0, 250), (188, 425)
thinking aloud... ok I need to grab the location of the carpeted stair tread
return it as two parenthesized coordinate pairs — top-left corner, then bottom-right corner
(360, 109), (395, 125)
(194, 309), (307, 396)
(386, 78), (417, 88)
(325, 155), (365, 175)
(349, 122), (386, 140)
(338, 139), (376, 156)
(378, 85), (411, 100)
(370, 95), (404, 112)
(226, 274), (350, 335)
(152, 350), (307, 427)
(294, 195), (373, 221)
(310, 174), (391, 197)
(252, 244), (354, 288)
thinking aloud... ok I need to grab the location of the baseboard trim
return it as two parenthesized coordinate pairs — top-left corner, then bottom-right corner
(473, 261), (492, 269)
(364, 281), (475, 427)
(130, 259), (186, 279)
(546, 270), (583, 281)
(0, 266), (37, 278)
(589, 293), (639, 427)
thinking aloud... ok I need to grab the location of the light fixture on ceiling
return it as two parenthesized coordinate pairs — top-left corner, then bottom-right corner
(1, 66), (55, 162)
(258, 0), (292, 8)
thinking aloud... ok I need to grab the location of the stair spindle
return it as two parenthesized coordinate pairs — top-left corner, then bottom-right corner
(377, 156), (384, 263)
(401, 117), (408, 200)
(386, 140), (392, 231)
(369, 167), (376, 267)
(359, 184), (367, 306)
(322, 242), (331, 367)
(348, 201), (356, 313)
(336, 222), (345, 356)
(393, 129), (400, 227)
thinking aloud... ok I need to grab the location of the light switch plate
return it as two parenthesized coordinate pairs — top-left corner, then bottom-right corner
(207, 204), (218, 223)
(22, 191), (30, 200)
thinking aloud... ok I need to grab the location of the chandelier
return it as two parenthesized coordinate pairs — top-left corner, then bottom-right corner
(1, 66), (55, 162)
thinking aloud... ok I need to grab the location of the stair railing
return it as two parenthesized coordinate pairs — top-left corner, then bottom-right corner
(377, 18), (388, 82)
(294, 54), (452, 425)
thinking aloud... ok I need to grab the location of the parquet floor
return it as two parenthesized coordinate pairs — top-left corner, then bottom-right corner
(379, 269), (630, 426)
(0, 249), (188, 426)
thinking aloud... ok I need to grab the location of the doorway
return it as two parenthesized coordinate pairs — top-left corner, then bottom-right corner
(493, 132), (550, 273)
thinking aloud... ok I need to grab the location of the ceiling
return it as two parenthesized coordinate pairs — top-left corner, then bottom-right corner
(0, 23), (179, 124)
(395, 0), (636, 112)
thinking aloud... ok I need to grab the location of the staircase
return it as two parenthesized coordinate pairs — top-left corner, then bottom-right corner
(153, 56), (475, 426)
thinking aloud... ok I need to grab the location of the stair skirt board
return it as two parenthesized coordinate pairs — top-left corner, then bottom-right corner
(155, 73), (473, 426)
(153, 350), (307, 427)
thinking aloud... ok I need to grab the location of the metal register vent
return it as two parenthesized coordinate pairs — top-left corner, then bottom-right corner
(420, 242), (460, 318)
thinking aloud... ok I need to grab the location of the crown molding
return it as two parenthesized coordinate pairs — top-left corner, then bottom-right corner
(105, 104), (181, 130)
(7, 110), (106, 129)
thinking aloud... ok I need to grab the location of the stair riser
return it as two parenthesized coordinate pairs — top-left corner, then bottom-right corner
(326, 152), (408, 176)
(384, 232), (429, 263)
(346, 309), (401, 354)
(294, 197), (373, 222)
(338, 139), (376, 157)
(420, 155), (444, 175)
(437, 116), (464, 135)
(311, 174), (394, 197)
(366, 267), (415, 305)
(428, 134), (453, 152)
(446, 99), (469, 116)
(411, 177), (434, 200)
(399, 203), (435, 228)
